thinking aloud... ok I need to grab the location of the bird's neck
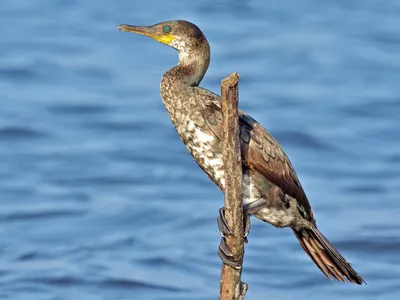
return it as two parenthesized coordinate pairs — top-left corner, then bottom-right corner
(165, 42), (210, 87)
(177, 45), (210, 86)
(160, 41), (210, 121)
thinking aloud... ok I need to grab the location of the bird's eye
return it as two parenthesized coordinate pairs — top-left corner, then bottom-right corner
(163, 25), (172, 33)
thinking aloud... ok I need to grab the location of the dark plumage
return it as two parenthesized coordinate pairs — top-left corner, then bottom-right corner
(118, 20), (364, 284)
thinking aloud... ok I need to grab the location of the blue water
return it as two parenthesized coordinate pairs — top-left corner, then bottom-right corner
(1, 0), (399, 299)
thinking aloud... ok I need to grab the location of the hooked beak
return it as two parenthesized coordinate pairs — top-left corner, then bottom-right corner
(118, 24), (175, 45)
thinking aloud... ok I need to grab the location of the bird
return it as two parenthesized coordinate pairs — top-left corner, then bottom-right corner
(118, 20), (364, 284)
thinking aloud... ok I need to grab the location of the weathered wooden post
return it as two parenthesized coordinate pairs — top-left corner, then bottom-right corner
(219, 73), (247, 300)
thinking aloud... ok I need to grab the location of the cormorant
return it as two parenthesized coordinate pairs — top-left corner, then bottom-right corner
(118, 20), (364, 284)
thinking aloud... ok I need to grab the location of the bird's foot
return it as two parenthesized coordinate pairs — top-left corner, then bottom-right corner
(217, 207), (251, 240)
(218, 237), (241, 268)
(217, 207), (251, 268)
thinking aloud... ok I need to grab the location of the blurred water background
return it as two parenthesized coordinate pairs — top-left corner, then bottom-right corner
(1, 0), (400, 299)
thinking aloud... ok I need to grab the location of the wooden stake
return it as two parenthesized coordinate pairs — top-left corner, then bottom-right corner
(219, 73), (247, 300)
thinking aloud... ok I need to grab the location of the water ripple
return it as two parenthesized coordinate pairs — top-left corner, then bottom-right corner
(0, 208), (86, 222)
(275, 130), (333, 150)
(102, 278), (185, 292)
(48, 104), (110, 115)
(337, 238), (400, 254)
(0, 126), (48, 140)
(0, 66), (37, 82)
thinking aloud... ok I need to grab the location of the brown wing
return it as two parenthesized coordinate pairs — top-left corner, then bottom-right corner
(195, 88), (314, 221)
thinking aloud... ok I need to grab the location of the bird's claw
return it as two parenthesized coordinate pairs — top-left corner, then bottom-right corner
(243, 213), (250, 241)
(217, 207), (233, 238)
(217, 207), (251, 240)
(218, 238), (242, 269)
(217, 207), (251, 268)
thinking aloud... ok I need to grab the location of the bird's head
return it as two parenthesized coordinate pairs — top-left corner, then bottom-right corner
(118, 20), (210, 85)
(118, 20), (208, 54)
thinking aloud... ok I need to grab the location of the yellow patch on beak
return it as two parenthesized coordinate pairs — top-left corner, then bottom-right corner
(152, 33), (175, 45)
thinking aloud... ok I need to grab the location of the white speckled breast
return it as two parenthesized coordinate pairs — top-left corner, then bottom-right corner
(179, 120), (225, 189)
(175, 119), (296, 228)
(179, 121), (262, 204)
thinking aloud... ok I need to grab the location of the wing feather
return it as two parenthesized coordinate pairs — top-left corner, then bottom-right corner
(195, 88), (314, 220)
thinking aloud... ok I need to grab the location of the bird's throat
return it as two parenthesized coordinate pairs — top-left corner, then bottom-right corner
(176, 44), (210, 87)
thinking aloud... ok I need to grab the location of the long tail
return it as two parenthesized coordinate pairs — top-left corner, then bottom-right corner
(293, 227), (365, 284)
